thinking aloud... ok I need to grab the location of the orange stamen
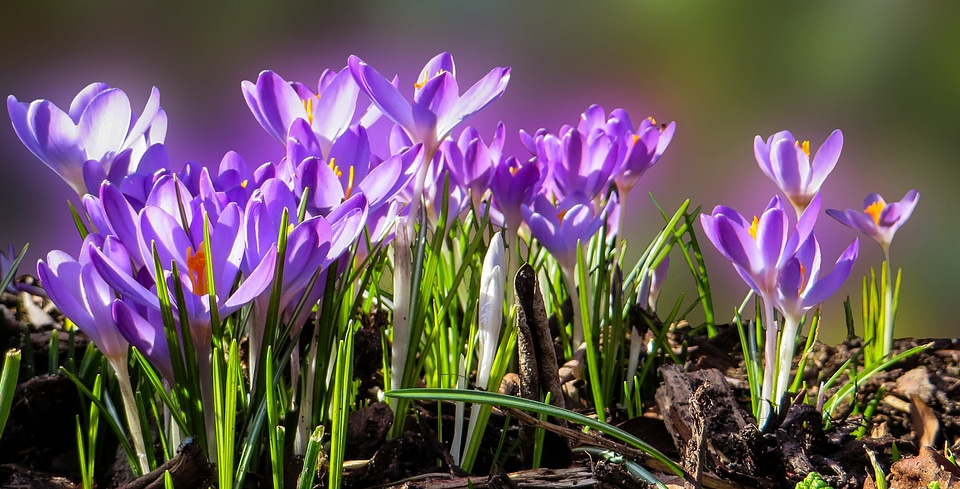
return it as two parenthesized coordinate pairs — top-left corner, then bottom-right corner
(186, 245), (209, 296)
(864, 200), (886, 225)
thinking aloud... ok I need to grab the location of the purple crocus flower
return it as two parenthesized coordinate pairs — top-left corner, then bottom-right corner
(771, 234), (858, 414)
(8, 83), (167, 195)
(754, 129), (842, 217)
(826, 190), (919, 256)
(38, 234), (129, 363)
(348, 52), (510, 155)
(522, 192), (617, 272)
(775, 235), (859, 326)
(489, 156), (543, 234)
(535, 127), (618, 203)
(441, 123), (505, 210)
(699, 194), (819, 302)
(577, 105), (676, 198)
(700, 194), (823, 428)
(242, 67), (367, 154)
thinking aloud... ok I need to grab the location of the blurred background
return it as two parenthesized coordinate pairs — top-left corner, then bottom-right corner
(1, 2), (956, 345)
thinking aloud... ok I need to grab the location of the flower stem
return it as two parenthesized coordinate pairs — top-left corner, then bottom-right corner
(110, 357), (150, 475)
(758, 296), (777, 431)
(773, 315), (801, 414)
(560, 262), (584, 350)
(881, 247), (894, 358)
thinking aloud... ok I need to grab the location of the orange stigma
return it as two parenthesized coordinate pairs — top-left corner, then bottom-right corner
(557, 209), (568, 225)
(864, 199), (886, 225)
(748, 216), (760, 240)
(186, 244), (209, 296)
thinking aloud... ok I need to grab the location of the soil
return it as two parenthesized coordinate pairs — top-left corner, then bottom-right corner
(2, 283), (960, 489)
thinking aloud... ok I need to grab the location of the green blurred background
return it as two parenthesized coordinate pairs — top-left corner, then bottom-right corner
(1, 2), (956, 345)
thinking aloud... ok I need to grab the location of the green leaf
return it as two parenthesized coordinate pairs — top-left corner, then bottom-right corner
(0, 349), (21, 442)
(386, 388), (682, 476)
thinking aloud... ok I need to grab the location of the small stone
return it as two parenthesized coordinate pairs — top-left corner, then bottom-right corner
(897, 366), (936, 404)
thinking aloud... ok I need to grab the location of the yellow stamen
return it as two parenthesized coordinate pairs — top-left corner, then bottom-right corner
(414, 69), (447, 90)
(748, 216), (759, 240)
(186, 245), (209, 296)
(328, 158), (342, 178)
(864, 200), (886, 225)
(647, 116), (657, 125)
(344, 165), (356, 200)
(797, 140), (811, 158)
(302, 94), (320, 126)
(240, 179), (248, 189)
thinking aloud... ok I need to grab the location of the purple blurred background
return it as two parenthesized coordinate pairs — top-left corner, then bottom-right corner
(1, 3), (957, 344)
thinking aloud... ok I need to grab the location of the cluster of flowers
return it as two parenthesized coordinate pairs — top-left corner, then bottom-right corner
(700, 129), (919, 428)
(6, 52), (676, 395)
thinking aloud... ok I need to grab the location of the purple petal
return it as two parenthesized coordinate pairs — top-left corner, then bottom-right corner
(803, 239), (859, 306)
(439, 67), (511, 137)
(68, 83), (111, 121)
(312, 67), (361, 146)
(124, 86), (163, 149)
(224, 244), (276, 314)
(348, 55), (414, 131)
(78, 88), (131, 160)
(808, 129), (842, 192)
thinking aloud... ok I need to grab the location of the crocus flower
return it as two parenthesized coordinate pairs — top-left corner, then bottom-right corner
(699, 194), (818, 303)
(771, 234), (858, 408)
(522, 192), (616, 272)
(38, 233), (152, 472)
(699, 194), (819, 428)
(8, 83), (167, 195)
(826, 190), (919, 256)
(441, 123), (505, 211)
(577, 105), (676, 199)
(348, 52), (510, 155)
(242, 67), (367, 154)
(523, 192), (617, 347)
(38, 234), (129, 363)
(489, 156), (543, 234)
(754, 129), (842, 217)
(536, 127), (618, 203)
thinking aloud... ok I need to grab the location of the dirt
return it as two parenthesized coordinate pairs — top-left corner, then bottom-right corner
(3, 284), (960, 489)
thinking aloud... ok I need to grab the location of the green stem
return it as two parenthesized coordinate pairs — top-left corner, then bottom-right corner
(110, 356), (150, 475)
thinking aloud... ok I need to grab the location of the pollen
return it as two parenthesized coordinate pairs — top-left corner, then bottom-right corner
(748, 216), (760, 240)
(796, 140), (811, 158)
(186, 244), (209, 296)
(414, 69), (447, 90)
(302, 94), (320, 126)
(864, 199), (886, 225)
(328, 158), (342, 178)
